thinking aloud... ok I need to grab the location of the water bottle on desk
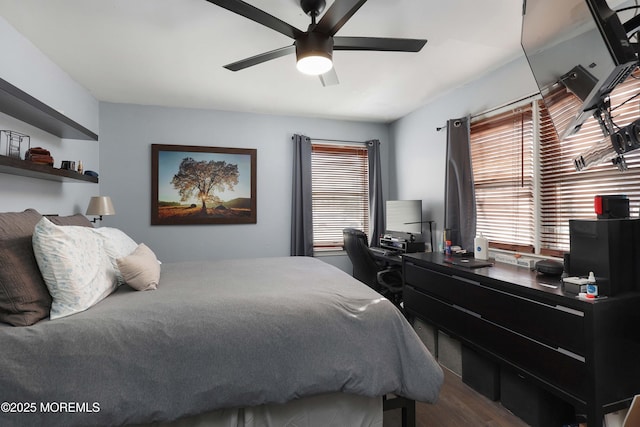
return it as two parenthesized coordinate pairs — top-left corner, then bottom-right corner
(474, 233), (488, 260)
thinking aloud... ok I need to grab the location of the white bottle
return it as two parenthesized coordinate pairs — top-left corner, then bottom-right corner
(474, 232), (489, 260)
(586, 271), (598, 297)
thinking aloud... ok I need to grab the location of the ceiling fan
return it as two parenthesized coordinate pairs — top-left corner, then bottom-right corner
(205, 0), (428, 86)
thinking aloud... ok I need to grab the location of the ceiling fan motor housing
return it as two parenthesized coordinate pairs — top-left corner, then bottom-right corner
(296, 32), (334, 62)
(300, 0), (326, 17)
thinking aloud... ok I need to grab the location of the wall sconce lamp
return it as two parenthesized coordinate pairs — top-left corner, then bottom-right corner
(86, 196), (116, 224)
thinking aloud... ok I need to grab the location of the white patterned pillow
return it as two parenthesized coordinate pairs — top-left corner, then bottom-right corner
(32, 217), (118, 320)
(93, 227), (138, 285)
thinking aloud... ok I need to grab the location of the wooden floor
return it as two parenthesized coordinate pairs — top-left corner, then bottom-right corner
(383, 367), (529, 427)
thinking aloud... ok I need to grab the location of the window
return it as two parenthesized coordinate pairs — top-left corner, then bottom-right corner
(470, 69), (640, 256)
(539, 69), (640, 255)
(311, 142), (369, 250)
(470, 106), (535, 252)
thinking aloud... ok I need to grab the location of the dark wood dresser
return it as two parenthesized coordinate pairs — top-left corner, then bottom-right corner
(403, 252), (640, 427)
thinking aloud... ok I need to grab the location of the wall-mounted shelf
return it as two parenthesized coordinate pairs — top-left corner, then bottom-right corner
(0, 155), (98, 183)
(0, 78), (98, 141)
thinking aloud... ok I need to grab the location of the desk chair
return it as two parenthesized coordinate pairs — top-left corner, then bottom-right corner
(342, 228), (403, 308)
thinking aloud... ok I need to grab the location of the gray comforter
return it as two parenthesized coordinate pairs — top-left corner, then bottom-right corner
(0, 256), (443, 426)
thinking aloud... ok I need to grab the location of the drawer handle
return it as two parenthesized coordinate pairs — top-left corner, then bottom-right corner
(538, 282), (558, 289)
(557, 347), (586, 363)
(451, 275), (481, 286)
(452, 304), (482, 319)
(554, 305), (584, 317)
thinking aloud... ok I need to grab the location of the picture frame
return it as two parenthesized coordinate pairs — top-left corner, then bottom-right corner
(151, 144), (256, 225)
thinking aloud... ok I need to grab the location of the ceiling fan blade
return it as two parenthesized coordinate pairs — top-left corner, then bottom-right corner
(224, 45), (296, 71)
(315, 0), (368, 36)
(205, 0), (303, 39)
(333, 37), (427, 52)
(319, 67), (339, 86)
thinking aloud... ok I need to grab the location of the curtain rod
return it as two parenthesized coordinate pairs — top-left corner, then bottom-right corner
(435, 92), (540, 131)
(309, 138), (367, 144)
(291, 136), (368, 144)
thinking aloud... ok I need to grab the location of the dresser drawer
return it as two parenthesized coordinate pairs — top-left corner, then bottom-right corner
(404, 262), (585, 356)
(404, 285), (587, 401)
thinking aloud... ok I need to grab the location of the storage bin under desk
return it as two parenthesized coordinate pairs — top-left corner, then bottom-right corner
(462, 345), (500, 401)
(501, 367), (575, 427)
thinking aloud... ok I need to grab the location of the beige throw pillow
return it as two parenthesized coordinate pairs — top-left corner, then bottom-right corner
(116, 244), (160, 291)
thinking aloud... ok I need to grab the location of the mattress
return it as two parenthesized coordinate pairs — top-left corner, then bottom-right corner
(0, 256), (442, 426)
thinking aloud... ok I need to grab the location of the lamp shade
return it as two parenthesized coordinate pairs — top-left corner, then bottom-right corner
(295, 33), (333, 76)
(86, 196), (116, 216)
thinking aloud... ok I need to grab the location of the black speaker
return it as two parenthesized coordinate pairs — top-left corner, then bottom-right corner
(569, 219), (640, 296)
(535, 259), (564, 276)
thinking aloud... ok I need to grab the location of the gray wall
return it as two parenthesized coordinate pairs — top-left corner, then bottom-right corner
(0, 17), (99, 133)
(99, 102), (390, 267)
(0, 16), (100, 216)
(1, 12), (544, 270)
(0, 15), (389, 272)
(389, 56), (539, 251)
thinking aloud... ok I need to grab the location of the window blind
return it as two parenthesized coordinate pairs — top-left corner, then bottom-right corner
(539, 69), (640, 254)
(470, 106), (535, 250)
(311, 143), (369, 250)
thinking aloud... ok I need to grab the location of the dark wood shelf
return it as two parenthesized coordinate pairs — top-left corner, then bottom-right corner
(0, 155), (98, 183)
(0, 78), (98, 141)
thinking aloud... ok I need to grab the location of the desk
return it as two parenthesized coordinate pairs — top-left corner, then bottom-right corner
(370, 250), (403, 266)
(402, 252), (640, 426)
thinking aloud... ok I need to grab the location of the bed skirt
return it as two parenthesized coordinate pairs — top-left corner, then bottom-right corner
(132, 393), (382, 427)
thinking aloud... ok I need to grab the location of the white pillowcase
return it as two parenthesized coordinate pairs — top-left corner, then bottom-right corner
(32, 217), (120, 320)
(93, 227), (138, 285)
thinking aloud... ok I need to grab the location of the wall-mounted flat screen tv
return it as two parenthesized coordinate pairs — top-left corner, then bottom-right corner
(521, 0), (637, 141)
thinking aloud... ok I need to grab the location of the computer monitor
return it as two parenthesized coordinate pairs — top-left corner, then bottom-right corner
(385, 200), (422, 236)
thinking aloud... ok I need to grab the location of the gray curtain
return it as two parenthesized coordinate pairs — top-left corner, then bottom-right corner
(290, 134), (313, 256)
(367, 139), (385, 247)
(444, 117), (476, 252)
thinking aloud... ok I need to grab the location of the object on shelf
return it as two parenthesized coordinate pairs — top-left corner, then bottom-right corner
(60, 160), (76, 171)
(84, 170), (99, 178)
(25, 147), (54, 166)
(0, 155), (98, 183)
(0, 130), (30, 159)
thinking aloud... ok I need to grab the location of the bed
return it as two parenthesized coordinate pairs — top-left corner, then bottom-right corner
(0, 209), (443, 427)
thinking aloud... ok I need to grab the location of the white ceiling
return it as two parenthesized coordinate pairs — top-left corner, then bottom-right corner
(0, 0), (525, 123)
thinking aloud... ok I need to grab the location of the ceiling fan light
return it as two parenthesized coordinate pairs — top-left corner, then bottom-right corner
(296, 55), (333, 75)
(295, 32), (334, 76)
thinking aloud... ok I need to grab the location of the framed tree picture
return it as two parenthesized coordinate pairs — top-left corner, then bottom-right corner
(151, 144), (256, 225)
